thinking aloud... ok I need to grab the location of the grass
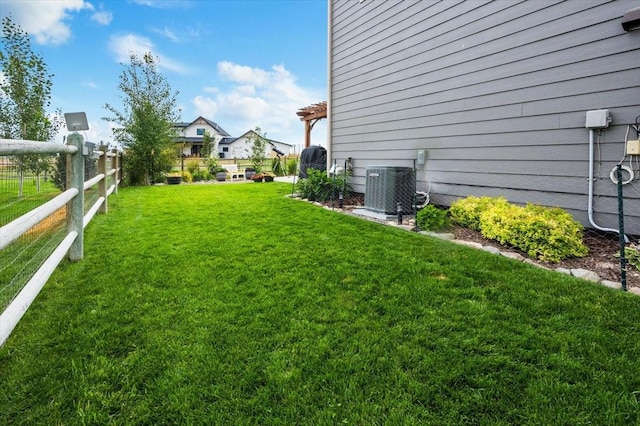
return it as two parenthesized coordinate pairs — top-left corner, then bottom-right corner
(0, 178), (61, 225)
(1, 183), (640, 424)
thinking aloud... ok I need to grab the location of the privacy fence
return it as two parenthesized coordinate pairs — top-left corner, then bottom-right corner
(0, 135), (121, 346)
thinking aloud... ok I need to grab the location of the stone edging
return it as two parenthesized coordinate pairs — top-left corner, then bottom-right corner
(418, 231), (638, 295)
(295, 198), (638, 295)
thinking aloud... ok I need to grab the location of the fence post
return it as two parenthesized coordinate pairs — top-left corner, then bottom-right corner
(66, 133), (85, 261)
(112, 149), (119, 194)
(99, 145), (108, 214)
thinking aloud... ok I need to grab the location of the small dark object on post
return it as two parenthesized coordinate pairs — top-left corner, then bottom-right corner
(397, 202), (403, 225)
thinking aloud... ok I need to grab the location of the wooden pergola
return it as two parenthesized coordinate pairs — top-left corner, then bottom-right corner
(296, 101), (327, 148)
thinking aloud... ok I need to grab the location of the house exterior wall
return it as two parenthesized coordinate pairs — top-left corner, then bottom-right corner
(222, 135), (252, 159)
(175, 117), (227, 157)
(179, 117), (227, 139)
(222, 134), (293, 160)
(329, 0), (640, 234)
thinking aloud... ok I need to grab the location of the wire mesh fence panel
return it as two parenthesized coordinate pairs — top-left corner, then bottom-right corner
(84, 155), (101, 211)
(0, 154), (66, 311)
(108, 155), (117, 190)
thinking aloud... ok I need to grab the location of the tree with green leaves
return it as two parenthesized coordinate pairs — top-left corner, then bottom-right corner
(103, 53), (179, 185)
(0, 16), (63, 195)
(201, 130), (215, 159)
(246, 126), (268, 173)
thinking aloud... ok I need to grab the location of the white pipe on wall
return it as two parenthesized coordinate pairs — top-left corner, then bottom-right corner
(587, 129), (628, 241)
(326, 0), (333, 171)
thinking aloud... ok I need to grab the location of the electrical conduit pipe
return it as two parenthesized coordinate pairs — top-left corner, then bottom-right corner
(588, 129), (629, 242)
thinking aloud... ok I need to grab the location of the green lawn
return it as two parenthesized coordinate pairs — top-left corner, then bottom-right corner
(1, 183), (639, 425)
(0, 178), (61, 226)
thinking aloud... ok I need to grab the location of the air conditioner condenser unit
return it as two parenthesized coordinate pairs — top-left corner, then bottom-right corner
(364, 166), (416, 215)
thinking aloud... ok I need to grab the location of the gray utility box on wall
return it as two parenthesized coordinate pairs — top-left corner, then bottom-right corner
(364, 166), (416, 215)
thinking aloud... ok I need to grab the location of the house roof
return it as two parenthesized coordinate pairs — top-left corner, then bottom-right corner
(234, 130), (293, 147)
(219, 137), (238, 145)
(172, 116), (231, 137)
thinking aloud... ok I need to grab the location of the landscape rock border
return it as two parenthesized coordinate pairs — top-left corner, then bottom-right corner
(421, 230), (638, 295)
(291, 196), (638, 296)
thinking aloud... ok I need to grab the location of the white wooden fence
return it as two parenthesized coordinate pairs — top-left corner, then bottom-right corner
(0, 134), (120, 346)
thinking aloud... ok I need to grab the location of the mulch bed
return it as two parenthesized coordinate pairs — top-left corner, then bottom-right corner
(317, 193), (639, 288)
(453, 226), (639, 288)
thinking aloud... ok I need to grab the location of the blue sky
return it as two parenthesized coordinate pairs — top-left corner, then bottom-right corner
(1, 0), (328, 150)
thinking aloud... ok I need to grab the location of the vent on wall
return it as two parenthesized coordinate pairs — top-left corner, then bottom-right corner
(364, 166), (416, 215)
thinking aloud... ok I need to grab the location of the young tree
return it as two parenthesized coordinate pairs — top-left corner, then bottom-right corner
(0, 16), (63, 195)
(103, 53), (179, 185)
(201, 130), (215, 159)
(246, 126), (268, 173)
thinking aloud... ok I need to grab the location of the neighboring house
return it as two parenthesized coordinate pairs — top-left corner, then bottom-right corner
(328, 0), (640, 234)
(173, 116), (230, 157)
(173, 118), (294, 160)
(218, 130), (293, 160)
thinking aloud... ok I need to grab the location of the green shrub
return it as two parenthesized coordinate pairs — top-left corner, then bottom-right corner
(626, 246), (640, 271)
(181, 171), (192, 183)
(519, 204), (587, 260)
(471, 198), (588, 262)
(286, 158), (298, 176)
(416, 205), (450, 231)
(449, 197), (509, 230)
(615, 245), (640, 271)
(192, 169), (210, 182)
(186, 160), (200, 175)
(478, 201), (522, 243)
(296, 169), (352, 202)
(296, 169), (331, 201)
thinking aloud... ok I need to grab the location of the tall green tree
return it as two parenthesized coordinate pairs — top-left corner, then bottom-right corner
(103, 53), (179, 185)
(0, 16), (63, 195)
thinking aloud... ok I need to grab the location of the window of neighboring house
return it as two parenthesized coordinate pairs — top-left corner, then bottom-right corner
(222, 147), (229, 152)
(196, 128), (205, 136)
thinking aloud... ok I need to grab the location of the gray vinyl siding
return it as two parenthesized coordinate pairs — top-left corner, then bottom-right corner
(329, 0), (640, 234)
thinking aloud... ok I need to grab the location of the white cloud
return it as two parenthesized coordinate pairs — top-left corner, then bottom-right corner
(152, 26), (180, 43)
(129, 0), (191, 9)
(151, 24), (202, 43)
(91, 8), (113, 26)
(108, 33), (190, 74)
(193, 61), (326, 147)
(0, 0), (91, 45)
(193, 96), (219, 119)
(236, 85), (256, 96)
(218, 61), (270, 87)
(86, 119), (120, 146)
(53, 117), (118, 147)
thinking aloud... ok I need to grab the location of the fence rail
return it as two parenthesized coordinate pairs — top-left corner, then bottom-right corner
(0, 134), (121, 346)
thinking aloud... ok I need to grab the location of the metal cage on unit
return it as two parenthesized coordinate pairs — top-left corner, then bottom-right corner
(364, 166), (416, 215)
